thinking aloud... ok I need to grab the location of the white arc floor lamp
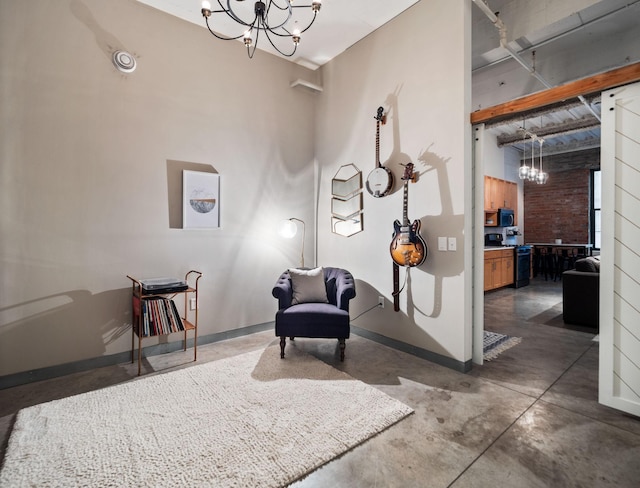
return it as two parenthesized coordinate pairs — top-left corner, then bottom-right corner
(279, 218), (305, 268)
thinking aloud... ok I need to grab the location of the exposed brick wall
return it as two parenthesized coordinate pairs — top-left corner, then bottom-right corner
(521, 147), (599, 245)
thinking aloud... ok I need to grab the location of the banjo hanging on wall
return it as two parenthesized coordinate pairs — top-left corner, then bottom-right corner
(365, 106), (393, 198)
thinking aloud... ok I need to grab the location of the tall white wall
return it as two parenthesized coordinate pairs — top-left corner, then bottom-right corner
(0, 0), (474, 379)
(0, 0), (317, 376)
(483, 130), (509, 179)
(315, 0), (472, 365)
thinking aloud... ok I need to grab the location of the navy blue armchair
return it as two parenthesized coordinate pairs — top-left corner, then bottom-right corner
(272, 267), (356, 361)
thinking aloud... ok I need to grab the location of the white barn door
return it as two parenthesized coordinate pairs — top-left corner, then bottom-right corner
(599, 81), (640, 416)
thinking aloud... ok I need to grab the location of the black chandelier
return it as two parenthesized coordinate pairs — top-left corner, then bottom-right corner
(201, 0), (322, 59)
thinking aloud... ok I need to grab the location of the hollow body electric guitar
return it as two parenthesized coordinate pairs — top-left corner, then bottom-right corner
(390, 163), (427, 267)
(365, 107), (393, 198)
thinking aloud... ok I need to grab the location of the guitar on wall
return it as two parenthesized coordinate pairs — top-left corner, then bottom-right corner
(365, 106), (393, 198)
(390, 163), (427, 267)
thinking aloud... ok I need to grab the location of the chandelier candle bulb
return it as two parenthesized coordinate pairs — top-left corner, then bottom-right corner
(292, 24), (301, 45)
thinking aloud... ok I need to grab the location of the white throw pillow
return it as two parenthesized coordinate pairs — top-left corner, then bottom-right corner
(289, 267), (328, 305)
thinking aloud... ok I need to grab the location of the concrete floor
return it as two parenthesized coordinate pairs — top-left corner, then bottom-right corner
(1, 277), (640, 486)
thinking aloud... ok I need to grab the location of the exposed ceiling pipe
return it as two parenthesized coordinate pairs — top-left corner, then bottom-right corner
(471, 0), (552, 90)
(484, 95), (601, 130)
(497, 120), (601, 147)
(471, 0), (601, 122)
(577, 95), (599, 121)
(473, 0), (640, 74)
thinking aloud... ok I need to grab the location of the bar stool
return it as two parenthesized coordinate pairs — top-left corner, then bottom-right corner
(535, 247), (555, 281)
(545, 247), (557, 281)
(533, 247), (542, 277)
(575, 247), (587, 261)
(555, 249), (573, 281)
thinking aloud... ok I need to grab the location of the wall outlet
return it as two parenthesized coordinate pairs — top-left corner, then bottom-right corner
(378, 296), (385, 308)
(189, 297), (197, 310)
(448, 237), (457, 251)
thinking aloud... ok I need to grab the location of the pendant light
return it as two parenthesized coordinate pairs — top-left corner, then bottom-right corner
(518, 122), (529, 180)
(517, 117), (548, 184)
(527, 135), (538, 181)
(536, 138), (549, 184)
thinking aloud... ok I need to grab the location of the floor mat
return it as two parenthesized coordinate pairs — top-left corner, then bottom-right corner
(484, 331), (522, 361)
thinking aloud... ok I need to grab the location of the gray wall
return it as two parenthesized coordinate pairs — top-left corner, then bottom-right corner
(0, 0), (318, 376)
(1, 0), (475, 379)
(316, 0), (473, 363)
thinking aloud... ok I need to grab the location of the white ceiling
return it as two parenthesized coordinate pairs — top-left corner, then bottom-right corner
(136, 0), (420, 69)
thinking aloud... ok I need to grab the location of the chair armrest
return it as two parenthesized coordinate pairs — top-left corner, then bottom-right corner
(272, 271), (293, 310)
(335, 270), (356, 312)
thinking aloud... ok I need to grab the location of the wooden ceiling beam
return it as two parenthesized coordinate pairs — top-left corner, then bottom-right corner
(470, 62), (640, 125)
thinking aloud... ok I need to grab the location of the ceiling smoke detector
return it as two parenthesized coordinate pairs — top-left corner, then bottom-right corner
(112, 50), (136, 73)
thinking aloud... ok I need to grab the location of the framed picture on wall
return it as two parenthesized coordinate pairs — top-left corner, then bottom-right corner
(183, 170), (220, 229)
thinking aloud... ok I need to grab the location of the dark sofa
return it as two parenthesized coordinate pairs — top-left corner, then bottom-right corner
(562, 256), (600, 329)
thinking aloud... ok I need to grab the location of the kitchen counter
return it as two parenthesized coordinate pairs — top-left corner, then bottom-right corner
(527, 243), (593, 256)
(484, 246), (515, 251)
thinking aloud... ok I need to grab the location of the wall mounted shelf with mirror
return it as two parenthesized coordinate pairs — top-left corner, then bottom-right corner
(331, 164), (363, 237)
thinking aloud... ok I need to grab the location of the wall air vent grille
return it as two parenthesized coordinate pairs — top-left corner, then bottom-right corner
(112, 50), (136, 73)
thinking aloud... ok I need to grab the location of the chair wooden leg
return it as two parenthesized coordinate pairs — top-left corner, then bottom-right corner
(280, 336), (286, 359)
(339, 338), (346, 362)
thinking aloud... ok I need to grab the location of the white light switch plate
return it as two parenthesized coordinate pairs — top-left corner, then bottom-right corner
(448, 237), (457, 251)
(438, 237), (447, 251)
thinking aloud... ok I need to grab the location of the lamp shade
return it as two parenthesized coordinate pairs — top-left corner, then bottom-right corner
(278, 219), (298, 239)
(518, 165), (529, 179)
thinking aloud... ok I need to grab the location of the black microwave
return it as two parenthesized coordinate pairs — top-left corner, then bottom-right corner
(498, 208), (514, 227)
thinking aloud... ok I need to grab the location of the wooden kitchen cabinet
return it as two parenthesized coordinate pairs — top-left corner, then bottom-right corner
(484, 176), (502, 210)
(484, 249), (515, 291)
(484, 258), (494, 290)
(484, 176), (518, 226)
(491, 177), (505, 210)
(500, 252), (514, 285)
(504, 181), (517, 211)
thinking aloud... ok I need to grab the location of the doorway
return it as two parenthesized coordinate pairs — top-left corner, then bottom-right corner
(473, 109), (601, 365)
(472, 72), (640, 417)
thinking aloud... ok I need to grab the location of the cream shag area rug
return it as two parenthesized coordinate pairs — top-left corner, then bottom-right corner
(0, 345), (413, 487)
